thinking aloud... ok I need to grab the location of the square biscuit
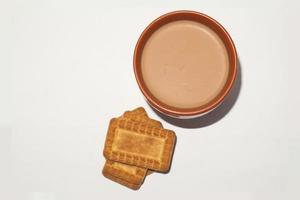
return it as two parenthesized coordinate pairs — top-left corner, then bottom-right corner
(103, 118), (176, 172)
(103, 107), (160, 187)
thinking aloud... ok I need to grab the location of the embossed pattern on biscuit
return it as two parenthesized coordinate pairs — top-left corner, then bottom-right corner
(123, 107), (148, 118)
(123, 107), (162, 127)
(102, 160), (147, 186)
(103, 118), (176, 172)
(102, 108), (159, 188)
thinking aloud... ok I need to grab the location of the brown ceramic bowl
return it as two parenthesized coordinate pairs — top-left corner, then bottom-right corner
(134, 10), (237, 118)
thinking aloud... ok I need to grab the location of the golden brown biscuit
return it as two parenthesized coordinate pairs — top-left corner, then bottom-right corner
(102, 169), (141, 190)
(122, 107), (162, 127)
(103, 107), (159, 187)
(103, 118), (176, 172)
(122, 106), (163, 174)
(123, 107), (148, 118)
(124, 108), (158, 176)
(103, 160), (146, 186)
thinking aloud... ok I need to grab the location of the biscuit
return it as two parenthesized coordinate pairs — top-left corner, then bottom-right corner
(103, 118), (176, 172)
(103, 108), (160, 187)
(102, 169), (141, 190)
(123, 107), (148, 118)
(122, 107), (162, 128)
(120, 107), (162, 175)
(103, 160), (146, 186)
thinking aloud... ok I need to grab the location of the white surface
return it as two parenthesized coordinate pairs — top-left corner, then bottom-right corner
(1, 0), (300, 199)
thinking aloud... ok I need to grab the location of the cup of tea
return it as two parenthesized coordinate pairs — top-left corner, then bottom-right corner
(134, 10), (237, 118)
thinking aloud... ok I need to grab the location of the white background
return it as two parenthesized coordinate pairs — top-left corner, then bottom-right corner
(1, 0), (300, 199)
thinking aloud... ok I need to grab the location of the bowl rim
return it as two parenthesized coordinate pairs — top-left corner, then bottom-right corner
(133, 10), (237, 117)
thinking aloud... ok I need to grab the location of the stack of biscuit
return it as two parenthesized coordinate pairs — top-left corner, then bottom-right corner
(102, 107), (176, 190)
